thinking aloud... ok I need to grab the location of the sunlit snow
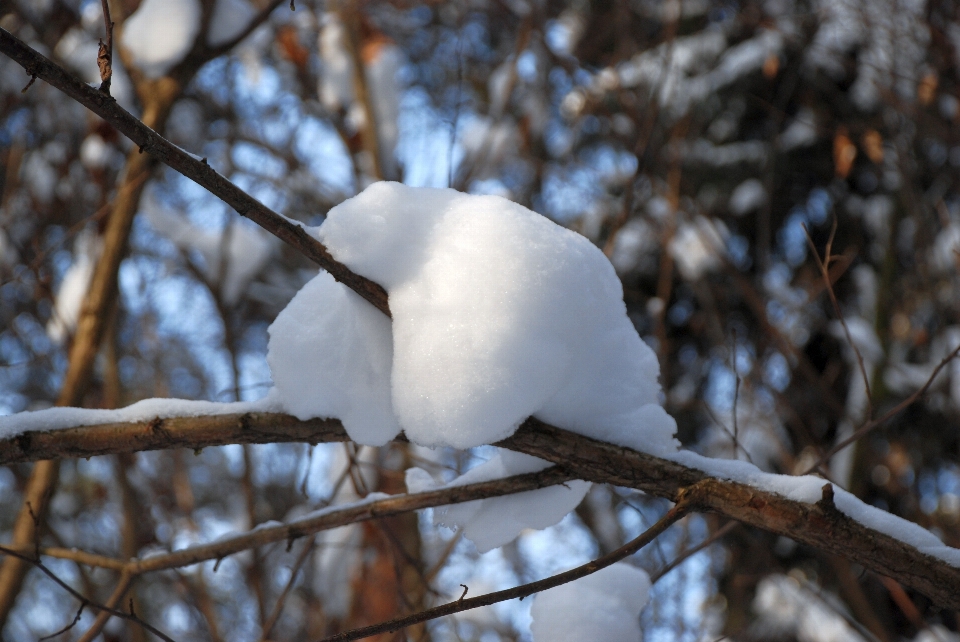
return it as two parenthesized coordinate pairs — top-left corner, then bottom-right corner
(406, 449), (590, 553)
(316, 182), (678, 454)
(530, 562), (650, 642)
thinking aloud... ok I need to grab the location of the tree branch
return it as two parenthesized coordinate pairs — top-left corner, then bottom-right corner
(28, 467), (573, 575)
(0, 27), (390, 317)
(3, 18), (960, 620)
(320, 487), (695, 642)
(3, 413), (960, 609)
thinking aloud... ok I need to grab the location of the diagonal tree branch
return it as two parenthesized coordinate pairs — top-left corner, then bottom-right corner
(24, 467), (573, 575)
(320, 490), (695, 642)
(0, 27), (390, 317)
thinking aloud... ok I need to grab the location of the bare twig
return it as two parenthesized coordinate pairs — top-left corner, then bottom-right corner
(0, 546), (173, 642)
(319, 490), (696, 641)
(97, 0), (113, 94)
(804, 342), (960, 474)
(260, 536), (317, 640)
(0, 27), (390, 316)
(652, 521), (738, 583)
(34, 467), (573, 575)
(803, 221), (873, 417)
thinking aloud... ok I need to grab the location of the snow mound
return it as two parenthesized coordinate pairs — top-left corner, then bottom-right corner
(121, 0), (201, 78)
(317, 182), (678, 454)
(530, 562), (650, 642)
(266, 271), (400, 446)
(405, 450), (590, 553)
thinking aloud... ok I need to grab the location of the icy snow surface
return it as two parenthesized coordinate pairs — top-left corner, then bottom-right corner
(266, 271), (400, 446)
(405, 450), (590, 553)
(317, 182), (678, 454)
(530, 562), (650, 642)
(121, 0), (201, 78)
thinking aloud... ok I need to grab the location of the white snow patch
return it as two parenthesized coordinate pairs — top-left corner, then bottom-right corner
(317, 182), (678, 454)
(931, 222), (960, 273)
(0, 397), (274, 440)
(405, 450), (590, 553)
(753, 574), (867, 642)
(610, 219), (655, 275)
(530, 562), (650, 642)
(121, 0), (201, 78)
(318, 15), (405, 178)
(266, 271), (400, 446)
(729, 178), (767, 216)
(780, 108), (819, 150)
(47, 228), (102, 344)
(668, 215), (728, 280)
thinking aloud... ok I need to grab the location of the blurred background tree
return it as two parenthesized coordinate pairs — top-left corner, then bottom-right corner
(1, 0), (960, 640)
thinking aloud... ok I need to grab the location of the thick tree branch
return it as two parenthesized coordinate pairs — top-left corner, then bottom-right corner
(2, 413), (960, 609)
(0, 27), (390, 316)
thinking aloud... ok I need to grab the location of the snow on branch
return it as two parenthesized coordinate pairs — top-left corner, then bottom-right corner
(2, 411), (960, 610)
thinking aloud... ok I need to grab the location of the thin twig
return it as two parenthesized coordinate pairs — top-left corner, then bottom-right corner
(97, 0), (113, 94)
(35, 467), (573, 574)
(319, 491), (698, 642)
(803, 221), (873, 417)
(652, 521), (737, 582)
(260, 536), (317, 640)
(0, 546), (173, 642)
(731, 330), (741, 459)
(804, 342), (960, 474)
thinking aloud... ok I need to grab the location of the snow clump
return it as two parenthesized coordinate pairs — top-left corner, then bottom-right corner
(314, 182), (678, 455)
(267, 271), (399, 446)
(405, 450), (590, 553)
(530, 562), (650, 642)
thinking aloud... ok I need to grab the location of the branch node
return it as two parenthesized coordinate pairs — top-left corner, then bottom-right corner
(21, 73), (36, 93)
(457, 583), (468, 604)
(817, 483), (836, 511)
